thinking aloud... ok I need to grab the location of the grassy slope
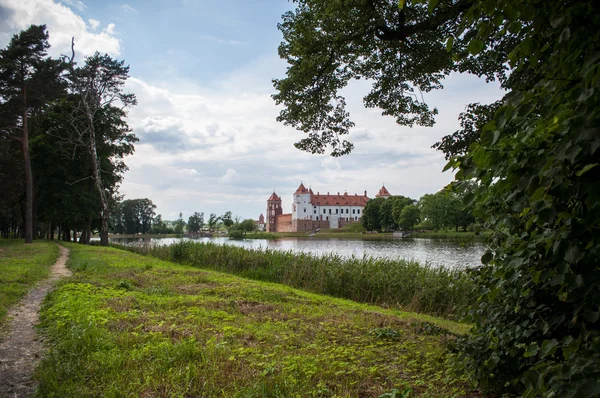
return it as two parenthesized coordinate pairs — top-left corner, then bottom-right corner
(0, 240), (58, 332)
(36, 243), (476, 397)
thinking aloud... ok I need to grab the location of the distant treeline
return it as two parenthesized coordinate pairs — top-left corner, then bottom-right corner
(361, 182), (477, 232)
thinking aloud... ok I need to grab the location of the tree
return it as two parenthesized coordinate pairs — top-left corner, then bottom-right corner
(187, 212), (204, 234)
(220, 211), (233, 227)
(239, 219), (256, 235)
(361, 197), (385, 231)
(208, 213), (219, 231)
(274, 1), (600, 395)
(116, 198), (156, 234)
(398, 204), (420, 231)
(66, 51), (137, 246)
(174, 212), (185, 234)
(0, 25), (64, 242)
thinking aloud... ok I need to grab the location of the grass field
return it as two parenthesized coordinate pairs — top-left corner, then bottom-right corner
(35, 243), (478, 397)
(0, 240), (58, 333)
(120, 241), (475, 318)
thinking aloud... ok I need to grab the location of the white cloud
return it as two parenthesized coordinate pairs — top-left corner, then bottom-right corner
(121, 4), (137, 12)
(117, 67), (503, 219)
(61, 0), (85, 11)
(0, 0), (120, 56)
(88, 18), (100, 30)
(221, 169), (239, 183)
(198, 34), (244, 46)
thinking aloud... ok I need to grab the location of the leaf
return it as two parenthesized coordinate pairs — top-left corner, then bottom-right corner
(583, 310), (599, 323)
(468, 39), (484, 55)
(481, 251), (493, 264)
(446, 36), (454, 53)
(564, 245), (584, 264)
(428, 0), (439, 13)
(576, 163), (598, 176)
(540, 339), (558, 358)
(524, 343), (539, 358)
(398, 0), (406, 10)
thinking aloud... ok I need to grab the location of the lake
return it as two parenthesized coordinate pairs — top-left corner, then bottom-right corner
(107, 236), (486, 269)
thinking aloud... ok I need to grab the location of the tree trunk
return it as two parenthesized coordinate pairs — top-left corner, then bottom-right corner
(87, 115), (110, 246)
(22, 89), (33, 244)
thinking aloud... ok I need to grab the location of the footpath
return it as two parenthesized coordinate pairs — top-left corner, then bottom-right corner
(0, 245), (71, 398)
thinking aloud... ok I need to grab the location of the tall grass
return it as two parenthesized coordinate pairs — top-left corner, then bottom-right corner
(118, 241), (475, 318)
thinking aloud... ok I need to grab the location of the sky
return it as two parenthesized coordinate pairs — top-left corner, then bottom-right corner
(0, 0), (504, 221)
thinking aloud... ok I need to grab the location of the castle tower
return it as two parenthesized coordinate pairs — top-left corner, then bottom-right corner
(266, 192), (282, 232)
(292, 182), (312, 220)
(375, 184), (392, 199)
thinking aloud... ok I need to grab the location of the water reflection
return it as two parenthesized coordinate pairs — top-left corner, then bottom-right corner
(108, 236), (485, 269)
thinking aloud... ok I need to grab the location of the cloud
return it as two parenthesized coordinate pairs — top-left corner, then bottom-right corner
(121, 4), (137, 12)
(197, 34), (244, 46)
(0, 0), (120, 56)
(88, 18), (100, 30)
(221, 168), (239, 183)
(61, 0), (85, 11)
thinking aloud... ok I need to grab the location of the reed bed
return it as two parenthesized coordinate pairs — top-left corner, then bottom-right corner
(117, 241), (475, 318)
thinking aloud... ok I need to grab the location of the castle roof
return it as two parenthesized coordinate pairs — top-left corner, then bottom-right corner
(267, 192), (281, 201)
(294, 182), (310, 194)
(310, 191), (369, 207)
(375, 185), (392, 198)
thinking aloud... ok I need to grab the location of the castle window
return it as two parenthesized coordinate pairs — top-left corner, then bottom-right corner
(314, 210), (316, 214)
(329, 209), (331, 214)
(352, 209), (356, 214)
(357, 209), (361, 214)
(335, 209), (338, 214)
(303, 209), (306, 213)
(326, 216), (329, 221)
(323, 209), (326, 214)
(346, 209), (349, 214)
(316, 216), (319, 220)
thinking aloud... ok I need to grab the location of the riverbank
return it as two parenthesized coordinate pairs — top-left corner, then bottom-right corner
(410, 231), (490, 240)
(34, 242), (477, 396)
(120, 240), (475, 318)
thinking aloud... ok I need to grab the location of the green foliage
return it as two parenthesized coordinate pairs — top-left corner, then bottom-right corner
(449, 2), (600, 397)
(112, 198), (156, 234)
(187, 212), (204, 234)
(0, 240), (58, 329)
(418, 189), (467, 231)
(220, 211), (233, 227)
(36, 242), (473, 397)
(361, 197), (385, 231)
(173, 212), (185, 235)
(274, 0), (600, 395)
(398, 204), (420, 231)
(121, 240), (475, 318)
(228, 229), (244, 239)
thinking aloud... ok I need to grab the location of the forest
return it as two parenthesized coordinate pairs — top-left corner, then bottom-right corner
(0, 25), (136, 246)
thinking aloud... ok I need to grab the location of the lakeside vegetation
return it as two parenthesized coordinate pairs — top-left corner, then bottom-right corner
(0, 240), (58, 332)
(118, 240), (475, 318)
(35, 242), (476, 397)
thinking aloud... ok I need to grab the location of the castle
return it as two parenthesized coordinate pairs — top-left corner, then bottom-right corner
(263, 183), (391, 233)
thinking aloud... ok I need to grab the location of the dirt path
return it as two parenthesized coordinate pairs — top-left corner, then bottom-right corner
(0, 245), (71, 398)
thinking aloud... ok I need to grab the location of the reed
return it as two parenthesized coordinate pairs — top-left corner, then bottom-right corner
(118, 240), (475, 318)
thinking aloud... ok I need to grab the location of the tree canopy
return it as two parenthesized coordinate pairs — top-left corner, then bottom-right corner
(274, 0), (600, 395)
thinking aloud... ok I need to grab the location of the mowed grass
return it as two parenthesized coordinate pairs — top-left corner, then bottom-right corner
(36, 243), (477, 397)
(0, 239), (58, 332)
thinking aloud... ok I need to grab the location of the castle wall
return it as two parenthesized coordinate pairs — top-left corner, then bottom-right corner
(293, 219), (330, 232)
(275, 213), (293, 233)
